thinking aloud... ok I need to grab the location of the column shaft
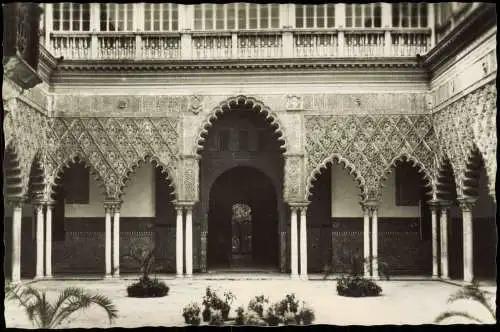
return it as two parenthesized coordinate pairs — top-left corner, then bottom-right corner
(45, 205), (53, 277)
(440, 208), (449, 279)
(290, 208), (299, 278)
(431, 206), (439, 278)
(112, 207), (120, 277)
(12, 203), (23, 282)
(462, 207), (474, 283)
(176, 207), (184, 277)
(105, 207), (112, 277)
(35, 205), (45, 278)
(185, 207), (193, 277)
(371, 207), (379, 279)
(299, 207), (308, 279)
(363, 206), (371, 277)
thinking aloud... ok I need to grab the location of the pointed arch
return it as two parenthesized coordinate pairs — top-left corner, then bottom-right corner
(48, 152), (109, 200)
(194, 95), (287, 155)
(117, 153), (178, 201)
(27, 151), (47, 202)
(3, 142), (24, 199)
(306, 153), (367, 200)
(375, 153), (434, 200)
(435, 153), (459, 202)
(462, 144), (489, 199)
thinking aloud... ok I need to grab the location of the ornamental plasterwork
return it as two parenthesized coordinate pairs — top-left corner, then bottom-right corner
(286, 95), (303, 111)
(4, 99), (50, 199)
(189, 95), (203, 114)
(44, 117), (180, 199)
(284, 154), (305, 202)
(305, 114), (438, 200)
(434, 82), (496, 197)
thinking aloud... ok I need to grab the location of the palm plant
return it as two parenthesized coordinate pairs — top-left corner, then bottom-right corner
(435, 281), (496, 324)
(6, 285), (118, 328)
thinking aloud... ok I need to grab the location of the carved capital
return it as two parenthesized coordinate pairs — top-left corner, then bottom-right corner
(104, 199), (122, 211)
(457, 197), (477, 212)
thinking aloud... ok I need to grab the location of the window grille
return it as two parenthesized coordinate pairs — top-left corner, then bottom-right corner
(194, 3), (279, 30)
(392, 3), (428, 28)
(144, 3), (179, 31)
(99, 4), (133, 32)
(53, 3), (90, 31)
(346, 4), (382, 28)
(295, 4), (335, 28)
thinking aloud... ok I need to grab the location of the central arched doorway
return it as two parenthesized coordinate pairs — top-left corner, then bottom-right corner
(208, 166), (279, 269)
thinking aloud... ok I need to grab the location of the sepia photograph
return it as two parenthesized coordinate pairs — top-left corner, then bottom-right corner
(3, 1), (497, 328)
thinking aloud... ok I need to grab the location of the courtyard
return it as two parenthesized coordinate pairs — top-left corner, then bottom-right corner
(4, 277), (497, 327)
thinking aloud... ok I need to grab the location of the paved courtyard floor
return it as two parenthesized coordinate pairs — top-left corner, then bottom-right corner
(4, 278), (497, 328)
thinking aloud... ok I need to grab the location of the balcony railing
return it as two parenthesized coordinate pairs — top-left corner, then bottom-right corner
(48, 28), (431, 61)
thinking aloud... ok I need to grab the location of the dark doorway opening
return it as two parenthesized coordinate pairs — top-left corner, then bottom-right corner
(208, 166), (279, 270)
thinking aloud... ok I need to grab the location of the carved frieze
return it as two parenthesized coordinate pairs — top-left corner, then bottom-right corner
(45, 117), (180, 199)
(434, 82), (496, 197)
(305, 114), (438, 200)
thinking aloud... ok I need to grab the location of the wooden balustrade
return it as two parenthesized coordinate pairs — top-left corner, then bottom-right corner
(48, 29), (431, 60)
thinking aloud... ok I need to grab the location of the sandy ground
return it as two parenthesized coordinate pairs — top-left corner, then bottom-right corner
(4, 278), (497, 328)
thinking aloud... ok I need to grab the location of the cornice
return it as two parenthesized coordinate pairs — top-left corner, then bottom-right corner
(53, 57), (422, 73)
(38, 44), (62, 83)
(422, 3), (497, 72)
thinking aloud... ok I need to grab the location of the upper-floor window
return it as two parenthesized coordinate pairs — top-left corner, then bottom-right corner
(392, 3), (428, 28)
(53, 3), (90, 31)
(295, 4), (335, 28)
(144, 3), (179, 31)
(100, 4), (133, 31)
(194, 3), (279, 30)
(346, 4), (382, 28)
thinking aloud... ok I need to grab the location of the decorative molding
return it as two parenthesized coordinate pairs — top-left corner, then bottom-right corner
(305, 114), (438, 200)
(286, 95), (303, 111)
(189, 94), (203, 114)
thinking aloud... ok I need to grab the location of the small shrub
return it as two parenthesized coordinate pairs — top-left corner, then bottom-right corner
(244, 310), (267, 326)
(209, 309), (224, 326)
(182, 303), (201, 326)
(126, 277), (169, 298)
(298, 303), (315, 325)
(276, 293), (299, 317)
(202, 287), (235, 321)
(264, 304), (282, 326)
(235, 306), (245, 325)
(336, 275), (382, 297)
(248, 295), (269, 318)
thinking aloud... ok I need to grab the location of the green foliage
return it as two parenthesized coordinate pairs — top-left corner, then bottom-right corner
(126, 277), (169, 298)
(247, 295), (269, 318)
(182, 303), (201, 326)
(336, 275), (382, 297)
(201, 287), (235, 321)
(435, 281), (496, 324)
(6, 285), (117, 328)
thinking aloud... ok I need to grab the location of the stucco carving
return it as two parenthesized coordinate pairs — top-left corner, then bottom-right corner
(3, 99), (50, 199)
(284, 154), (304, 202)
(45, 117), (180, 199)
(305, 114), (438, 200)
(434, 82), (496, 198)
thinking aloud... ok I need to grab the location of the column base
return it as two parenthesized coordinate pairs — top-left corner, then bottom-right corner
(104, 274), (113, 279)
(112, 274), (120, 279)
(34, 275), (45, 280)
(290, 274), (300, 280)
(364, 272), (371, 278)
(440, 276), (450, 281)
(371, 275), (380, 281)
(43, 275), (54, 279)
(299, 275), (309, 281)
(184, 274), (193, 280)
(176, 274), (184, 279)
(431, 274), (439, 280)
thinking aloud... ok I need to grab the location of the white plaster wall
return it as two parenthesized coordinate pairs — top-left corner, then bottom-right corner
(330, 164), (420, 218)
(330, 163), (362, 218)
(65, 164), (155, 218)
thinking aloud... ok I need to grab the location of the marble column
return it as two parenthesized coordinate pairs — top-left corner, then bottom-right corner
(299, 206), (308, 280)
(112, 203), (121, 278)
(45, 203), (53, 278)
(176, 206), (184, 277)
(371, 205), (379, 280)
(458, 197), (477, 283)
(428, 200), (440, 279)
(185, 205), (193, 278)
(104, 203), (112, 278)
(439, 202), (450, 280)
(290, 206), (299, 279)
(11, 198), (24, 283)
(362, 204), (371, 278)
(35, 204), (45, 279)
